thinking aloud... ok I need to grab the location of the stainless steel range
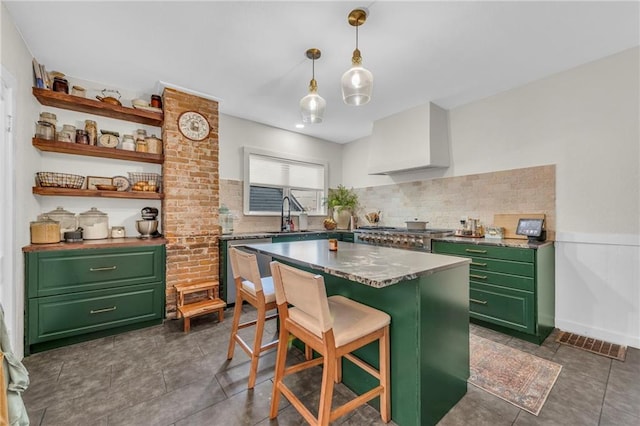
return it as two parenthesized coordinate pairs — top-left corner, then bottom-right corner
(354, 226), (454, 252)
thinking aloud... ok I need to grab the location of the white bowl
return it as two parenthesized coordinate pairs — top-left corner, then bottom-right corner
(132, 99), (149, 107)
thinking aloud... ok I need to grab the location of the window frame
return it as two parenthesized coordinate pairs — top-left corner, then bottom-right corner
(243, 147), (329, 216)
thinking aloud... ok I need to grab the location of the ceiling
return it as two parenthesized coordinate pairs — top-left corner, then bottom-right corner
(5, 1), (639, 144)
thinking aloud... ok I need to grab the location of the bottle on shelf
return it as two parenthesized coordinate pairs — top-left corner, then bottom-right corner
(85, 120), (98, 146)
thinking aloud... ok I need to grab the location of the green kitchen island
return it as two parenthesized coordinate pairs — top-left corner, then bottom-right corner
(242, 239), (470, 426)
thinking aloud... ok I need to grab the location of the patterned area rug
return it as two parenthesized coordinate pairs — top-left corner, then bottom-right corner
(469, 335), (562, 416)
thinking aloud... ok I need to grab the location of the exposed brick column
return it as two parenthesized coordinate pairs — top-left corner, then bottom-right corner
(162, 88), (219, 317)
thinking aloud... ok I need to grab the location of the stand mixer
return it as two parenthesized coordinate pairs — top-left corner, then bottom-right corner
(136, 207), (161, 238)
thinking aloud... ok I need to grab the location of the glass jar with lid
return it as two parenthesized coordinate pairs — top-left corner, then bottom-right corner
(121, 134), (136, 151)
(57, 124), (76, 143)
(145, 135), (162, 155)
(30, 216), (60, 244)
(219, 205), (234, 234)
(135, 139), (148, 153)
(41, 206), (76, 241)
(135, 129), (147, 143)
(77, 207), (109, 240)
(84, 120), (98, 146)
(39, 112), (57, 126)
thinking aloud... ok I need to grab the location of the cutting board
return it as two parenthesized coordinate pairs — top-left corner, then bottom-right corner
(493, 213), (546, 240)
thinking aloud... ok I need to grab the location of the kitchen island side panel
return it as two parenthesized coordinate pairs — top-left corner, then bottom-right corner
(291, 261), (469, 426)
(419, 264), (470, 425)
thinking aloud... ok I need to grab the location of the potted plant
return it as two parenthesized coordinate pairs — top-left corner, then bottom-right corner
(325, 185), (359, 229)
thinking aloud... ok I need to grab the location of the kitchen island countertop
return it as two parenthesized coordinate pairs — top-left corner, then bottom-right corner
(242, 239), (470, 288)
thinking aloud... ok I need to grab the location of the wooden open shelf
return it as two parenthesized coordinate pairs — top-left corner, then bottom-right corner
(33, 186), (164, 200)
(33, 138), (164, 164)
(33, 87), (163, 127)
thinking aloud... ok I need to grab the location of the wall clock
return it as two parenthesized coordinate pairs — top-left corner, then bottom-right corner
(178, 111), (210, 141)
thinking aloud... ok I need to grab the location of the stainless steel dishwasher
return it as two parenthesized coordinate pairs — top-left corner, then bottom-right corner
(225, 238), (272, 304)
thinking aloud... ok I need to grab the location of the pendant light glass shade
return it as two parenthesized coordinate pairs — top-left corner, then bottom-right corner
(342, 9), (373, 106)
(300, 48), (325, 124)
(341, 52), (373, 106)
(300, 80), (326, 123)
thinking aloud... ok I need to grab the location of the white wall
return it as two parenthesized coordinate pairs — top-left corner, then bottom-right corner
(343, 47), (640, 347)
(1, 3), (41, 357)
(219, 113), (343, 187)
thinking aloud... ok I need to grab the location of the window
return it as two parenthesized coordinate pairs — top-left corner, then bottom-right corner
(243, 147), (328, 216)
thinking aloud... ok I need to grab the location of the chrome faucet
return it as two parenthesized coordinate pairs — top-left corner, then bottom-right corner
(281, 196), (291, 231)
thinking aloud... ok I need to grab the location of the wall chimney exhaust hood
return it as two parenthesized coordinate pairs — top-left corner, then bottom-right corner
(367, 102), (450, 175)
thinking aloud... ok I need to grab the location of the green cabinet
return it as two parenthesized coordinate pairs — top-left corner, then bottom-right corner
(271, 231), (329, 243)
(25, 244), (165, 354)
(433, 240), (554, 343)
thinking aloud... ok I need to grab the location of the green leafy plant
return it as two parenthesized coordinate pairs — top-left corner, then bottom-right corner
(324, 184), (359, 212)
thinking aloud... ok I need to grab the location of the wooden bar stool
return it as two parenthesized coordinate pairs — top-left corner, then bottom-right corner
(227, 247), (279, 389)
(269, 261), (391, 425)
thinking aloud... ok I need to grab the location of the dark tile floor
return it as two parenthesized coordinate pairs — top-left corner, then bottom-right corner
(22, 307), (640, 426)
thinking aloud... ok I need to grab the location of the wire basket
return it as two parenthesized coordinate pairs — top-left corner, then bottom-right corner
(36, 172), (84, 189)
(128, 172), (162, 192)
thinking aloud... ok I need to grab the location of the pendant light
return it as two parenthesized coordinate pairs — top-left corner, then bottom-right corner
(342, 8), (373, 106)
(300, 48), (326, 124)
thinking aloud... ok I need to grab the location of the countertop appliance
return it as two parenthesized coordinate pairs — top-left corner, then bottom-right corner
(354, 226), (454, 252)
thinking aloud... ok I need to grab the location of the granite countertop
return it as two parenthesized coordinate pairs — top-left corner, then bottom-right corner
(219, 229), (349, 241)
(22, 236), (167, 253)
(433, 236), (554, 249)
(241, 239), (470, 288)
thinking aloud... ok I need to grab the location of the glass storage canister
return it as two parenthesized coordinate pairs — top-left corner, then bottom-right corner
(30, 216), (60, 244)
(78, 207), (109, 240)
(41, 206), (77, 241)
(57, 124), (76, 143)
(121, 134), (136, 151)
(39, 112), (57, 126)
(150, 95), (163, 109)
(52, 77), (69, 94)
(145, 135), (162, 155)
(219, 205), (234, 234)
(85, 120), (98, 146)
(135, 139), (148, 153)
(75, 129), (89, 144)
(135, 129), (147, 143)
(35, 121), (55, 140)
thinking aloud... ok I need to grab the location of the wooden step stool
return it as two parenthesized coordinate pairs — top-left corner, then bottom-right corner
(174, 280), (226, 333)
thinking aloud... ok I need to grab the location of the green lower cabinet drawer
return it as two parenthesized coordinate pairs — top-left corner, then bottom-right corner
(470, 283), (535, 334)
(469, 257), (534, 277)
(433, 241), (534, 262)
(28, 282), (163, 344)
(470, 269), (534, 291)
(27, 246), (165, 297)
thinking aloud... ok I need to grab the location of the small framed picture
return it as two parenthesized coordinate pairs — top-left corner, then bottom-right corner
(86, 176), (113, 190)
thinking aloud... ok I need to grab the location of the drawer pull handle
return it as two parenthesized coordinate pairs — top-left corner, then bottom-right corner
(470, 274), (487, 280)
(471, 262), (487, 267)
(90, 306), (117, 314)
(470, 298), (488, 305)
(465, 249), (487, 254)
(89, 266), (117, 272)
